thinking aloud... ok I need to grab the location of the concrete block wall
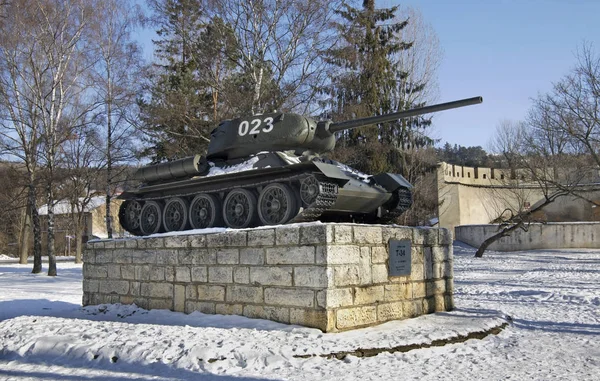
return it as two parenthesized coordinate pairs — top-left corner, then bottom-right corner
(83, 223), (454, 332)
(455, 222), (600, 251)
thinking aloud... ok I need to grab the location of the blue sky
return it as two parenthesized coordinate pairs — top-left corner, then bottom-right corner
(136, 0), (599, 150)
(393, 0), (600, 149)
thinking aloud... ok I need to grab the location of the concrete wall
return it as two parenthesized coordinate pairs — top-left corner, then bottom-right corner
(455, 222), (600, 251)
(437, 162), (600, 234)
(83, 223), (454, 332)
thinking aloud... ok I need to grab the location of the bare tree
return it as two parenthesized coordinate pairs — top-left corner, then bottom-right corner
(212, 0), (341, 114)
(87, 0), (144, 238)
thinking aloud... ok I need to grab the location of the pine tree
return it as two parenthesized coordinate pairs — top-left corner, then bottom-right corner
(324, 0), (434, 174)
(139, 0), (213, 161)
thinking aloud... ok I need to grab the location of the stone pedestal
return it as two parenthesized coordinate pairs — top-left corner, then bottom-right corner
(83, 223), (454, 332)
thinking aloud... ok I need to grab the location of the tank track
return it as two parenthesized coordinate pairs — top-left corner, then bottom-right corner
(376, 187), (413, 224)
(289, 180), (338, 223)
(120, 173), (339, 235)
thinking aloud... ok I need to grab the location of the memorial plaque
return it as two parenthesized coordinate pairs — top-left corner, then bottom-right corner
(388, 239), (411, 276)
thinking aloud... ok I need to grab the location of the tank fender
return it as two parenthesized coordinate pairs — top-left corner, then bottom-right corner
(372, 173), (413, 192)
(312, 161), (350, 185)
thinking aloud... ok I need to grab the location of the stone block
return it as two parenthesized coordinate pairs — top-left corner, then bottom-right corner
(189, 234), (206, 248)
(371, 264), (389, 284)
(185, 285), (197, 300)
(316, 288), (353, 308)
(133, 297), (148, 309)
(148, 298), (173, 310)
(165, 266), (175, 282)
(264, 288), (314, 307)
(275, 227), (300, 245)
(113, 249), (132, 264)
(145, 238), (164, 249)
(227, 285), (263, 304)
(439, 228), (453, 245)
(432, 246), (446, 263)
(164, 235), (188, 248)
(445, 294), (455, 310)
(215, 248), (239, 264)
(424, 248), (434, 279)
(215, 303), (243, 315)
(130, 282), (141, 296)
(121, 266), (135, 280)
(423, 229), (438, 246)
(315, 246), (326, 264)
(134, 265), (151, 281)
(384, 283), (412, 301)
(83, 279), (99, 293)
(185, 301), (215, 314)
(248, 229), (275, 246)
(412, 229), (425, 245)
(149, 266), (165, 281)
(358, 247), (372, 285)
(250, 267), (292, 286)
(354, 285), (384, 305)
(334, 265), (360, 286)
(377, 302), (404, 322)
(207, 231), (247, 247)
(208, 267), (233, 283)
(445, 277), (454, 294)
(120, 295), (134, 305)
(434, 294), (445, 312)
(131, 250), (155, 264)
(240, 248), (264, 265)
(422, 297), (436, 314)
(243, 305), (267, 320)
(336, 306), (377, 330)
(402, 300), (417, 318)
(84, 264), (108, 279)
(334, 225), (353, 244)
(264, 306), (290, 324)
(300, 225), (333, 245)
(156, 250), (178, 265)
(290, 309), (334, 332)
(371, 246), (388, 264)
(381, 226), (413, 243)
(175, 267), (191, 283)
(353, 226), (382, 244)
(174, 285), (186, 312)
(197, 285), (226, 301)
(191, 266), (208, 283)
(325, 245), (361, 264)
(125, 239), (137, 249)
(234, 267), (250, 284)
(293, 266), (330, 288)
(410, 260), (424, 281)
(104, 241), (116, 249)
(141, 283), (173, 299)
(95, 250), (113, 264)
(433, 263), (443, 279)
(412, 282), (426, 299)
(266, 246), (314, 265)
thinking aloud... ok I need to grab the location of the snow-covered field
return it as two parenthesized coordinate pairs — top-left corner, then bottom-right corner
(1, 242), (599, 380)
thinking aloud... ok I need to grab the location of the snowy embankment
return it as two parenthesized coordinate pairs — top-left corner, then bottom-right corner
(0, 243), (599, 380)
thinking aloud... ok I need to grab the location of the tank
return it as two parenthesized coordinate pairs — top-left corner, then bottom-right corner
(118, 96), (483, 236)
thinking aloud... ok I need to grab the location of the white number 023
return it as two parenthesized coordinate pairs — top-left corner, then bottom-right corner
(238, 117), (274, 136)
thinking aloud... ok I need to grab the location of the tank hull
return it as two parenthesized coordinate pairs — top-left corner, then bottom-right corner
(118, 155), (412, 236)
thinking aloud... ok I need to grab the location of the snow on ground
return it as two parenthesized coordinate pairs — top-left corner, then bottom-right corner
(0, 242), (599, 380)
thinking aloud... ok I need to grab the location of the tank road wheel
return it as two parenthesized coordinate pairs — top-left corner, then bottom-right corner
(162, 197), (189, 232)
(300, 175), (320, 206)
(189, 194), (222, 229)
(223, 189), (257, 229)
(119, 200), (143, 235)
(258, 183), (298, 225)
(139, 201), (163, 235)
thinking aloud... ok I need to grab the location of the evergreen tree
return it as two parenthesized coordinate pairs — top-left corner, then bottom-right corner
(139, 0), (213, 162)
(323, 0), (435, 174)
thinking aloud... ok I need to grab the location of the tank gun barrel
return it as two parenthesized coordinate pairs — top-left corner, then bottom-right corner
(327, 96), (483, 133)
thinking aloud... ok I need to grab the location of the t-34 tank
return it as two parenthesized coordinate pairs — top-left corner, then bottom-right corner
(118, 96), (482, 236)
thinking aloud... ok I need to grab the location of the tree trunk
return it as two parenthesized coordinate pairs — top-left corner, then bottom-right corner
(105, 72), (113, 239)
(46, 183), (57, 276)
(74, 215), (83, 264)
(18, 206), (31, 264)
(475, 221), (524, 258)
(29, 183), (42, 274)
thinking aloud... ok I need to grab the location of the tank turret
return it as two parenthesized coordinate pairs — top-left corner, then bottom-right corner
(207, 96), (482, 160)
(119, 96), (482, 236)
